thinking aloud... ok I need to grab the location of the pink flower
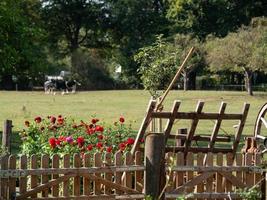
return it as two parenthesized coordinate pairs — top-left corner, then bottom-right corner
(66, 136), (73, 143)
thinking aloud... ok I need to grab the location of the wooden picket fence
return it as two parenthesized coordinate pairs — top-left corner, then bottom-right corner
(0, 151), (145, 200)
(164, 152), (264, 199)
(0, 151), (265, 200)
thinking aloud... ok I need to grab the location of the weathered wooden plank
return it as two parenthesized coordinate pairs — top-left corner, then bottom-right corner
(125, 152), (133, 191)
(255, 153), (262, 186)
(52, 154), (60, 197)
(2, 120), (12, 153)
(20, 155), (27, 194)
(131, 100), (157, 154)
(209, 102), (227, 150)
(41, 154), (49, 197)
(94, 152), (102, 195)
(74, 154), (81, 196)
(236, 153), (243, 200)
(151, 112), (243, 120)
(186, 152), (194, 193)
(245, 153), (253, 187)
(183, 101), (204, 156)
(168, 134), (231, 142)
(219, 172), (246, 189)
(176, 152), (184, 191)
(16, 174), (75, 200)
(83, 153), (91, 195)
(1, 156), (9, 200)
(166, 192), (241, 199)
(206, 153), (213, 193)
(196, 153), (204, 198)
(135, 151), (143, 192)
(170, 165), (262, 172)
(104, 152), (113, 195)
(232, 103), (250, 156)
(170, 172), (215, 194)
(164, 101), (181, 142)
(29, 194), (145, 200)
(115, 151), (123, 195)
(226, 153), (233, 192)
(8, 155), (16, 199)
(216, 153), (223, 200)
(165, 147), (233, 153)
(63, 154), (70, 197)
(31, 155), (38, 198)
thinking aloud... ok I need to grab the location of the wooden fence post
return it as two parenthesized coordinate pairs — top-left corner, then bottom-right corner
(145, 133), (165, 200)
(2, 120), (12, 154)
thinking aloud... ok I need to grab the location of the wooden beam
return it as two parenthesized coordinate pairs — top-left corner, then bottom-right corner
(131, 100), (156, 155)
(165, 193), (240, 199)
(168, 134), (231, 142)
(151, 112), (243, 120)
(218, 172), (246, 188)
(165, 147), (233, 153)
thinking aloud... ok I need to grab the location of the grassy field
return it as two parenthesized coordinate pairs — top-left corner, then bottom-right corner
(0, 90), (266, 153)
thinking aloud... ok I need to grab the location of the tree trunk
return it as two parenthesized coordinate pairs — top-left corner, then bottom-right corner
(183, 71), (188, 91)
(244, 70), (253, 96)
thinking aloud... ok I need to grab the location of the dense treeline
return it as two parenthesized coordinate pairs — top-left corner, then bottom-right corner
(0, 0), (266, 95)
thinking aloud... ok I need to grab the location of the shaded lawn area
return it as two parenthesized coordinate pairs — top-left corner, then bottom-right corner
(0, 90), (266, 154)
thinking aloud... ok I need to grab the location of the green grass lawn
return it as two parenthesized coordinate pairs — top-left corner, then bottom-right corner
(0, 90), (266, 154)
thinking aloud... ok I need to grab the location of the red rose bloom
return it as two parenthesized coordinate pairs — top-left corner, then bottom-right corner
(55, 139), (61, 146)
(95, 125), (104, 132)
(107, 146), (112, 153)
(119, 143), (126, 151)
(50, 116), (56, 124)
(86, 128), (95, 135)
(98, 134), (103, 140)
(49, 138), (56, 148)
(57, 117), (64, 125)
(91, 118), (99, 124)
(34, 116), (42, 123)
(24, 120), (30, 127)
(87, 144), (93, 151)
(127, 138), (135, 145)
(96, 142), (103, 149)
(77, 136), (85, 147)
(119, 116), (125, 123)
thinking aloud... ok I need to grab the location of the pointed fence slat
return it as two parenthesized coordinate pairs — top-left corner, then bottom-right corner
(125, 152), (133, 191)
(196, 152), (204, 199)
(226, 153), (233, 192)
(74, 154), (81, 196)
(115, 151), (123, 195)
(216, 153), (223, 200)
(206, 153), (213, 193)
(63, 154), (70, 197)
(8, 155), (16, 199)
(20, 155), (27, 194)
(104, 152), (112, 195)
(52, 154), (60, 197)
(186, 152), (194, 193)
(94, 153), (102, 195)
(135, 151), (143, 192)
(41, 155), (49, 197)
(30, 155), (38, 198)
(245, 153), (254, 187)
(83, 153), (91, 195)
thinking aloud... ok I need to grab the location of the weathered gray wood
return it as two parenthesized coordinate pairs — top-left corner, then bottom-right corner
(63, 154), (70, 197)
(175, 129), (187, 147)
(8, 155), (17, 199)
(209, 102), (227, 150)
(164, 101), (181, 143)
(0, 155), (8, 199)
(165, 146), (233, 153)
(168, 134), (231, 142)
(131, 100), (157, 154)
(184, 101), (204, 156)
(166, 192), (241, 199)
(145, 133), (165, 199)
(31, 155), (38, 198)
(52, 154), (60, 197)
(2, 120), (12, 153)
(41, 155), (50, 197)
(20, 155), (27, 194)
(232, 103), (250, 156)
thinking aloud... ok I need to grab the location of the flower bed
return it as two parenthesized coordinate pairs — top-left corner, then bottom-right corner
(20, 115), (141, 156)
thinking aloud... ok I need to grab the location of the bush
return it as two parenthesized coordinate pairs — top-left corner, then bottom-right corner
(20, 115), (140, 157)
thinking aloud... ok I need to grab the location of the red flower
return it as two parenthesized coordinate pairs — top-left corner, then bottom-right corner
(50, 116), (56, 124)
(96, 142), (103, 149)
(55, 139), (61, 146)
(91, 118), (99, 124)
(86, 128), (95, 135)
(126, 138), (135, 145)
(57, 117), (64, 125)
(106, 146), (112, 153)
(98, 134), (103, 140)
(34, 116), (42, 123)
(119, 143), (126, 151)
(49, 138), (56, 148)
(95, 125), (104, 132)
(139, 138), (145, 143)
(24, 120), (30, 127)
(58, 136), (66, 142)
(87, 144), (94, 151)
(77, 136), (85, 147)
(119, 116), (125, 123)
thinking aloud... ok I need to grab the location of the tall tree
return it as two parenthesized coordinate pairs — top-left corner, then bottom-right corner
(41, 0), (107, 72)
(0, 0), (48, 89)
(166, 0), (267, 38)
(206, 21), (267, 95)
